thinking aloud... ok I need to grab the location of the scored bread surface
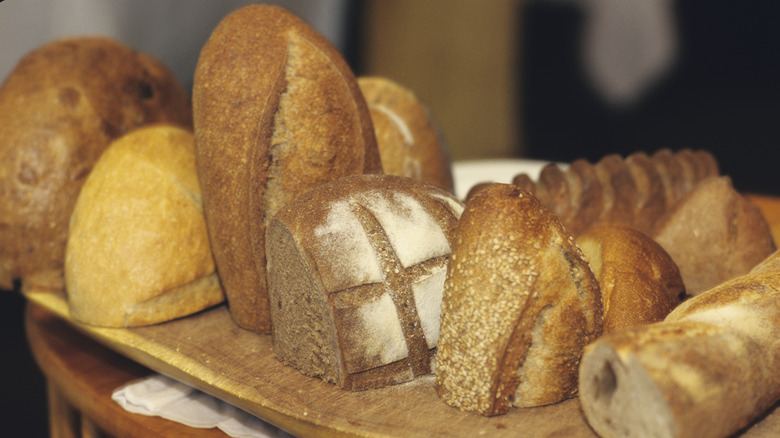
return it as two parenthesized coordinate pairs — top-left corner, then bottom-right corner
(266, 174), (463, 391)
(193, 5), (381, 332)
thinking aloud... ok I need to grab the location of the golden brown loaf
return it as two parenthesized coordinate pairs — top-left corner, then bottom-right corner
(576, 224), (684, 334)
(265, 174), (463, 390)
(0, 37), (192, 292)
(65, 125), (223, 327)
(435, 183), (603, 416)
(579, 250), (780, 438)
(652, 176), (776, 295)
(193, 5), (383, 332)
(358, 76), (454, 192)
(508, 149), (719, 236)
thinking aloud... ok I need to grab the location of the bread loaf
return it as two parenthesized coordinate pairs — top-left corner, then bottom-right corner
(266, 174), (463, 390)
(358, 76), (453, 192)
(579, 250), (780, 438)
(65, 125), (222, 327)
(507, 149), (719, 236)
(435, 183), (603, 415)
(652, 176), (776, 295)
(0, 37), (192, 292)
(193, 5), (382, 332)
(577, 224), (684, 333)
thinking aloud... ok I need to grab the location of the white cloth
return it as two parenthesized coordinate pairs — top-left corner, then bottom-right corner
(112, 374), (293, 438)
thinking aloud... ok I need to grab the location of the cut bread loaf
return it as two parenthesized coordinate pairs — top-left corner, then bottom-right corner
(652, 176), (776, 295)
(65, 125), (223, 327)
(266, 174), (463, 391)
(579, 250), (780, 438)
(358, 76), (453, 192)
(577, 223), (684, 333)
(0, 37), (192, 292)
(193, 5), (382, 332)
(435, 183), (603, 415)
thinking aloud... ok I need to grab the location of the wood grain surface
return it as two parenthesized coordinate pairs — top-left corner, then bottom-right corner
(22, 193), (780, 438)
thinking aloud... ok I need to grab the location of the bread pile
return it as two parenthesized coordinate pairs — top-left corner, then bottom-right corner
(7, 3), (780, 433)
(0, 37), (192, 293)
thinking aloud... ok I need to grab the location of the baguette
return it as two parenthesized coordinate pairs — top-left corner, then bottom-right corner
(579, 250), (780, 438)
(193, 5), (382, 332)
(435, 183), (603, 415)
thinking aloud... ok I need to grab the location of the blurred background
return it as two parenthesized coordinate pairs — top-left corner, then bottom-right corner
(3, 0), (780, 435)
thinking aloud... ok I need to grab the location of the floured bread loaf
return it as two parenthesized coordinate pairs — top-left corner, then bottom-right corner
(66, 125), (222, 327)
(577, 224), (684, 333)
(435, 183), (603, 415)
(579, 250), (780, 438)
(358, 76), (453, 192)
(193, 5), (382, 332)
(266, 174), (463, 391)
(0, 37), (192, 292)
(652, 176), (776, 295)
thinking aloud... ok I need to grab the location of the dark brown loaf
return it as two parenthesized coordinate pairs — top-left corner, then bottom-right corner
(576, 223), (684, 333)
(579, 250), (780, 438)
(193, 5), (382, 332)
(0, 37), (192, 292)
(435, 183), (603, 416)
(265, 174), (463, 391)
(652, 176), (776, 295)
(358, 76), (454, 193)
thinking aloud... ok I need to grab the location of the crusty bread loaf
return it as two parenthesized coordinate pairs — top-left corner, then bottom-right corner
(652, 176), (776, 295)
(507, 149), (719, 236)
(579, 249), (780, 438)
(193, 5), (383, 332)
(358, 76), (453, 192)
(435, 183), (603, 415)
(0, 37), (192, 292)
(65, 125), (223, 327)
(265, 174), (463, 390)
(577, 224), (684, 333)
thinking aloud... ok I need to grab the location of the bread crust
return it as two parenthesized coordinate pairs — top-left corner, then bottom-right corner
(358, 76), (453, 192)
(266, 174), (463, 390)
(193, 5), (382, 332)
(435, 183), (603, 415)
(579, 250), (780, 438)
(0, 37), (192, 291)
(577, 223), (684, 333)
(65, 125), (222, 327)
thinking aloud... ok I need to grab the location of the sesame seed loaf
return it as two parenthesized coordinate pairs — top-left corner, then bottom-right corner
(576, 223), (684, 334)
(0, 37), (192, 292)
(435, 183), (603, 416)
(266, 174), (463, 391)
(193, 5), (382, 332)
(579, 249), (780, 438)
(358, 76), (454, 193)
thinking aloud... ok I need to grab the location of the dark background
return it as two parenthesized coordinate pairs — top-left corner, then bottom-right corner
(521, 0), (780, 195)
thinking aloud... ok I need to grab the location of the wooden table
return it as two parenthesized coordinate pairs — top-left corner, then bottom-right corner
(26, 303), (230, 438)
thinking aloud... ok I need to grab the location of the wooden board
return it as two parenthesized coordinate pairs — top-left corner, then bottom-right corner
(22, 192), (780, 437)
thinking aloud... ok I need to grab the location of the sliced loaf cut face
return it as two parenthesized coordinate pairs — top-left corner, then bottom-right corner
(435, 183), (603, 416)
(266, 174), (463, 391)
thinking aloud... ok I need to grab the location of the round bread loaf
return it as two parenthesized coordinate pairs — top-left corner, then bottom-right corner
(266, 174), (463, 390)
(435, 183), (603, 416)
(358, 76), (453, 192)
(0, 37), (192, 292)
(65, 125), (222, 327)
(193, 5), (382, 332)
(577, 223), (684, 333)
